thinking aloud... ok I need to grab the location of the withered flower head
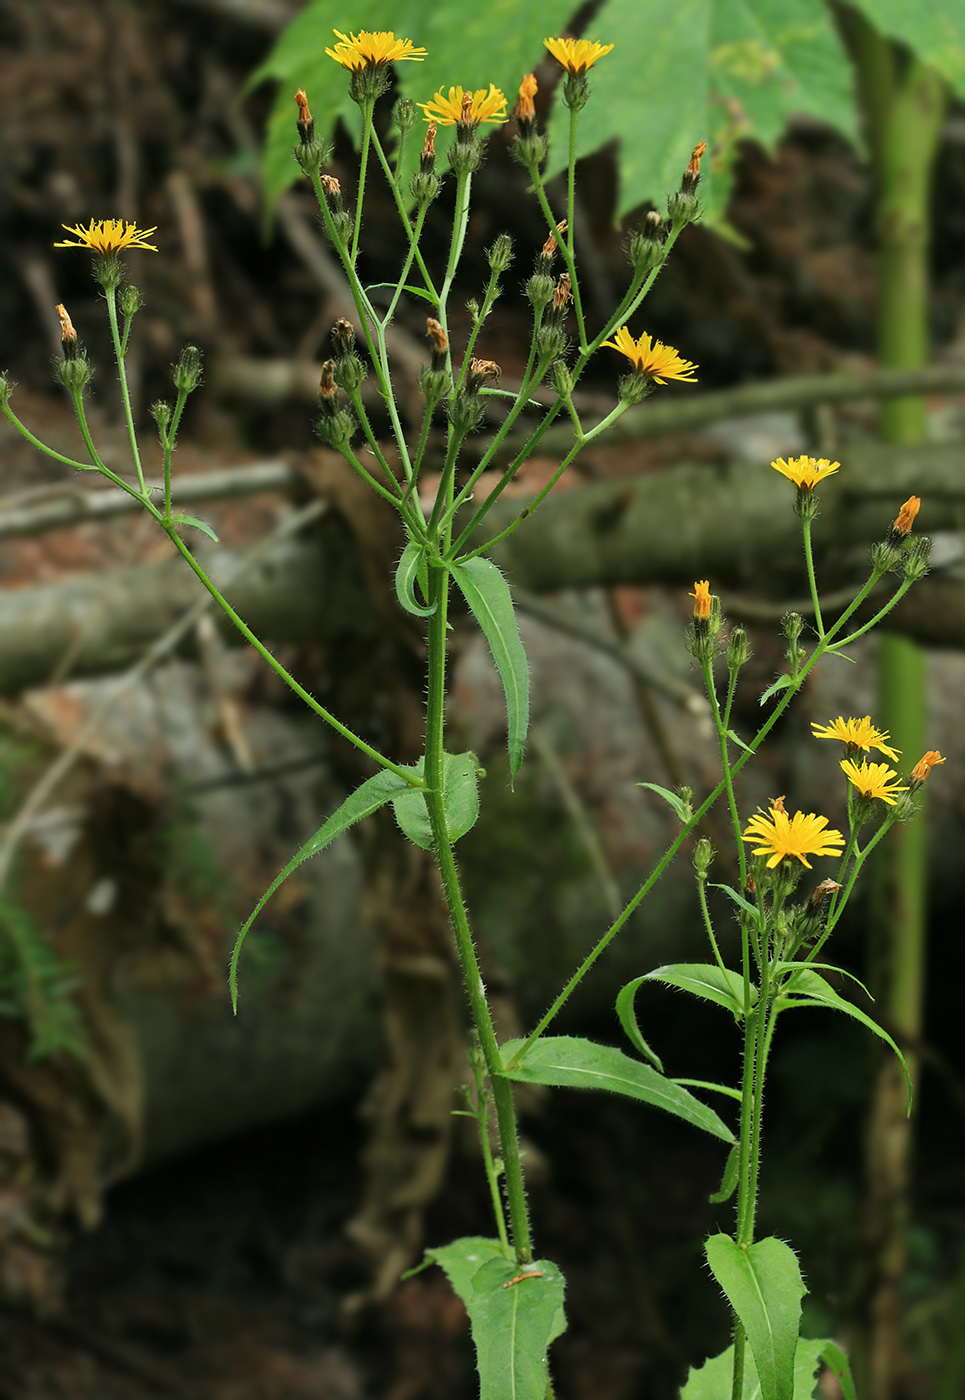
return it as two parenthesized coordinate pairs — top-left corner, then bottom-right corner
(422, 121), (437, 162)
(426, 318), (448, 354)
(469, 357), (500, 384)
(318, 359), (337, 398)
(320, 174), (341, 198)
(685, 141), (707, 180)
(552, 272), (573, 313)
(811, 878), (843, 907)
(56, 303), (77, 344)
(542, 220), (567, 260)
(295, 88), (312, 126)
(332, 317), (355, 352)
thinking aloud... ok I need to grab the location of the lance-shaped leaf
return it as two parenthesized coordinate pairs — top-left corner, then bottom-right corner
(500, 1036), (734, 1143)
(391, 751), (480, 850)
(451, 556), (529, 778)
(615, 976), (665, 1071)
(777, 968), (913, 1108)
(465, 1255), (566, 1400)
(645, 962), (754, 1016)
(704, 1234), (807, 1400)
(681, 1335), (848, 1398)
(395, 538), (436, 617)
(229, 767), (415, 1009)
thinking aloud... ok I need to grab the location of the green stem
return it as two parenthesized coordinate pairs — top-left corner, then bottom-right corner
(801, 515), (824, 637)
(565, 106), (587, 349)
(350, 99), (375, 267)
(422, 563), (533, 1264)
(381, 201), (430, 326)
(105, 285), (146, 494)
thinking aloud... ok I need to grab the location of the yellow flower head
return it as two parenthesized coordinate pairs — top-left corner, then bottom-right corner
(742, 799), (846, 870)
(325, 29), (427, 70)
(418, 85), (507, 126)
(840, 758), (909, 806)
(910, 750), (945, 784)
(54, 219), (158, 254)
(601, 326), (698, 384)
(811, 715), (900, 763)
(544, 36), (614, 76)
(690, 580), (711, 621)
(892, 495), (921, 537)
(771, 455), (840, 490)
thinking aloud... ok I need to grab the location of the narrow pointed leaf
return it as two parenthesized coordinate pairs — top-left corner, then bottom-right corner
(711, 883), (763, 922)
(645, 963), (754, 1015)
(709, 1143), (739, 1204)
(727, 728), (754, 754)
(229, 767), (414, 1009)
(777, 968), (912, 1108)
(615, 977), (664, 1071)
(638, 782), (689, 820)
(818, 1340), (857, 1400)
(391, 751), (480, 850)
(465, 1255), (566, 1400)
(395, 539), (436, 617)
(772, 961), (873, 1002)
(760, 675), (794, 706)
(450, 557), (529, 777)
(500, 1036), (734, 1143)
(171, 512), (219, 542)
(704, 1234), (807, 1400)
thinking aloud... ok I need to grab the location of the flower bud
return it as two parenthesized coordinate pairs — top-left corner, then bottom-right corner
(0, 372), (14, 409)
(781, 611), (804, 644)
(693, 837), (713, 879)
(56, 353), (94, 394)
(549, 360), (573, 398)
(151, 400), (173, 433)
(419, 366), (452, 402)
(626, 211), (666, 276)
(534, 322), (568, 363)
(393, 97), (417, 133)
(526, 271), (555, 314)
(295, 88), (314, 144)
(515, 74), (538, 131)
(448, 390), (485, 438)
(727, 626), (751, 674)
(118, 283), (143, 319)
(172, 344), (203, 394)
(891, 494), (921, 540)
(513, 130), (548, 168)
(411, 170), (442, 205)
(487, 233), (513, 275)
(903, 535), (932, 583)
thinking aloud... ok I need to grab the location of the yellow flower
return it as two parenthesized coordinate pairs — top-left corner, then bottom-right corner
(840, 759), (909, 805)
(811, 715), (900, 763)
(910, 750), (945, 784)
(771, 455), (840, 489)
(600, 326), (698, 384)
(544, 37), (614, 76)
(418, 85), (507, 126)
(325, 29), (426, 70)
(516, 73), (538, 123)
(690, 580), (711, 621)
(742, 799), (846, 870)
(54, 219), (158, 254)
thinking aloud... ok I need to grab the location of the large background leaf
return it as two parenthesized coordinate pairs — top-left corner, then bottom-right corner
(254, 0), (859, 225)
(846, 0), (965, 95)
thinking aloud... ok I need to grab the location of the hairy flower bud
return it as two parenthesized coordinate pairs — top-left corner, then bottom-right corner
(118, 283), (143, 319)
(549, 360), (573, 398)
(626, 211), (666, 276)
(693, 837), (713, 878)
(172, 344), (203, 394)
(0, 372), (15, 409)
(393, 97), (417, 133)
(526, 271), (555, 314)
(487, 233), (513, 274)
(151, 400), (173, 433)
(727, 625), (752, 674)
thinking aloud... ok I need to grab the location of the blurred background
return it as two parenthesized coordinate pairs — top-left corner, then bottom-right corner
(1, 1), (964, 1397)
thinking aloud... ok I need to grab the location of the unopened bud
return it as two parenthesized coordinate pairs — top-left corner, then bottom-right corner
(448, 390), (485, 438)
(0, 372), (14, 409)
(411, 170), (442, 204)
(314, 404), (356, 449)
(891, 495), (921, 539)
(727, 626), (751, 673)
(118, 283), (143, 319)
(534, 322), (567, 363)
(151, 400), (173, 433)
(172, 344), (203, 394)
(332, 318), (356, 354)
(526, 271), (555, 314)
(549, 360), (573, 398)
(295, 88), (314, 143)
(393, 97), (417, 133)
(626, 212), (666, 276)
(693, 837), (713, 878)
(487, 233), (513, 275)
(515, 73), (538, 129)
(903, 534), (932, 583)
(782, 611), (804, 643)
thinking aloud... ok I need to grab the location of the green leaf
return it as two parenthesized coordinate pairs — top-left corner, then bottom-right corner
(710, 882), (763, 922)
(450, 557), (529, 778)
(777, 968), (913, 1108)
(760, 674), (794, 706)
(615, 977), (665, 1072)
(638, 782), (690, 821)
(817, 1340), (857, 1400)
(847, 0), (965, 96)
(425, 1236), (509, 1305)
(704, 1234), (807, 1400)
(644, 962), (754, 1016)
(709, 1143), (739, 1204)
(771, 961), (873, 1002)
(500, 1036), (734, 1143)
(727, 728), (754, 753)
(170, 512), (219, 542)
(465, 1255), (566, 1400)
(391, 751), (480, 850)
(681, 1335), (843, 1398)
(229, 768), (413, 1009)
(395, 539), (436, 617)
